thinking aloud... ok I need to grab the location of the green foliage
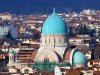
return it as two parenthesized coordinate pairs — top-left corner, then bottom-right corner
(78, 25), (83, 35)
(90, 29), (95, 37)
(69, 26), (75, 37)
(78, 25), (89, 35)
(0, 41), (4, 46)
(33, 33), (39, 39)
(91, 49), (94, 60)
(6, 30), (14, 41)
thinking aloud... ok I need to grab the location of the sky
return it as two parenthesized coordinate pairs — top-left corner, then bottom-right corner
(0, 0), (100, 15)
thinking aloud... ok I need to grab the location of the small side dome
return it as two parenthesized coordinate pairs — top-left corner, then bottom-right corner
(9, 49), (14, 53)
(73, 51), (87, 65)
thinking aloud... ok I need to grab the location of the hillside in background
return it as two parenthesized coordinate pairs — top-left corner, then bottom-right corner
(0, 0), (100, 15)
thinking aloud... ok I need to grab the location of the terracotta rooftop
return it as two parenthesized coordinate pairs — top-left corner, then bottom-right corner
(87, 59), (93, 62)
(10, 45), (19, 48)
(75, 31), (79, 33)
(64, 50), (72, 60)
(17, 50), (38, 60)
(29, 44), (40, 49)
(59, 68), (66, 72)
(88, 67), (93, 70)
(31, 39), (40, 41)
(93, 64), (100, 68)
(70, 37), (96, 39)
(93, 59), (100, 62)
(70, 44), (78, 47)
(65, 69), (84, 75)
(31, 50), (38, 60)
(39, 71), (54, 75)
(13, 68), (20, 70)
(17, 59), (34, 63)
(0, 45), (8, 48)
(93, 71), (100, 74)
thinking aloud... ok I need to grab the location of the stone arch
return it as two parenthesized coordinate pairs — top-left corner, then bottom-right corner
(34, 49), (59, 62)
(70, 48), (79, 65)
(38, 47), (63, 60)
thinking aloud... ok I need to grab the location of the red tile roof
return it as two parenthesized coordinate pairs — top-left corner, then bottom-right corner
(10, 45), (20, 48)
(0, 45), (8, 48)
(31, 50), (38, 60)
(65, 69), (84, 75)
(93, 71), (100, 74)
(75, 31), (79, 34)
(93, 59), (100, 62)
(13, 68), (20, 70)
(70, 37), (96, 39)
(87, 59), (93, 62)
(64, 50), (72, 60)
(29, 44), (40, 49)
(59, 68), (66, 72)
(39, 71), (54, 75)
(31, 39), (40, 41)
(70, 44), (78, 47)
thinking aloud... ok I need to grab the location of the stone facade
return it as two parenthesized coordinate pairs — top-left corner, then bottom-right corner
(34, 33), (70, 62)
(35, 49), (59, 62)
(41, 33), (69, 47)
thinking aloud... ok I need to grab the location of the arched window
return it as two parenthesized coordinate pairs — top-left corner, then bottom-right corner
(44, 55), (49, 63)
(12, 56), (13, 60)
(64, 38), (66, 43)
(49, 38), (50, 43)
(45, 38), (46, 44)
(59, 38), (61, 43)
(54, 38), (56, 43)
(10, 56), (11, 60)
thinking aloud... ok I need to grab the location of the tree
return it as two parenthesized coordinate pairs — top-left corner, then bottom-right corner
(6, 30), (14, 41)
(83, 25), (89, 34)
(78, 25), (83, 35)
(69, 26), (75, 37)
(33, 33), (39, 39)
(91, 49), (94, 60)
(6, 30), (12, 38)
(90, 29), (95, 37)
(78, 25), (89, 35)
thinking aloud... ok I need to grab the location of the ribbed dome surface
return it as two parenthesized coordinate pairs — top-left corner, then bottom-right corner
(73, 51), (87, 64)
(42, 9), (67, 34)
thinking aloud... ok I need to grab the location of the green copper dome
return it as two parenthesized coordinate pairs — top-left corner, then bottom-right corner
(42, 8), (67, 34)
(9, 49), (14, 53)
(73, 51), (87, 64)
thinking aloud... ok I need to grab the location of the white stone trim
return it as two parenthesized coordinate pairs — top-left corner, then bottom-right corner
(70, 48), (79, 65)
(34, 49), (59, 62)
